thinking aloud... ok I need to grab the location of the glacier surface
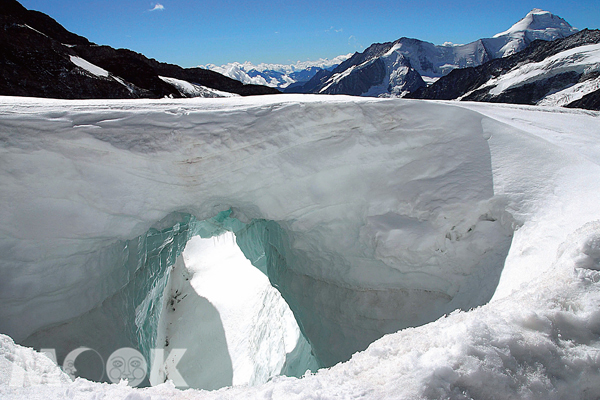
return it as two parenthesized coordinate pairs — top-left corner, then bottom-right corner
(1, 95), (600, 399)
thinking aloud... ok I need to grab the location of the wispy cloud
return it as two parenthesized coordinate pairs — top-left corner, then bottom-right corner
(149, 3), (164, 11)
(325, 26), (343, 33)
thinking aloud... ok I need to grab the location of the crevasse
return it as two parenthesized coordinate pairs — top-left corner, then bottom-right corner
(11, 96), (595, 398)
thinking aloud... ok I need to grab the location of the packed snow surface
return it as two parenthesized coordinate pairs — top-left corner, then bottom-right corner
(1, 95), (600, 399)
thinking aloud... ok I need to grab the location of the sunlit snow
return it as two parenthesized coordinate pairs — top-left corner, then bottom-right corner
(158, 76), (239, 98)
(153, 232), (314, 388)
(485, 44), (600, 96)
(69, 55), (110, 78)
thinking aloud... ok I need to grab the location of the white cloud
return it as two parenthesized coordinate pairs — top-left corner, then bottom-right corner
(149, 3), (164, 11)
(325, 26), (343, 34)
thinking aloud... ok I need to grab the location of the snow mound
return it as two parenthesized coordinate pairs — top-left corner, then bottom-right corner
(0, 335), (71, 388)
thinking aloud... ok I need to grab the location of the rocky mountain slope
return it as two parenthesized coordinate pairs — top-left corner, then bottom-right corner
(0, 0), (279, 99)
(407, 29), (600, 110)
(288, 9), (578, 97)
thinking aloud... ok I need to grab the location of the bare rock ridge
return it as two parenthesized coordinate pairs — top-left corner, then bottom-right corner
(0, 0), (279, 99)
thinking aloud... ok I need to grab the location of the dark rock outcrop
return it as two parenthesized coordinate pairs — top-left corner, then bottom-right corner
(565, 88), (600, 110)
(0, 0), (279, 99)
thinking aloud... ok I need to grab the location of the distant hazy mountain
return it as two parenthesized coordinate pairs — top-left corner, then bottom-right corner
(407, 29), (600, 111)
(201, 54), (352, 89)
(289, 9), (578, 97)
(0, 0), (279, 99)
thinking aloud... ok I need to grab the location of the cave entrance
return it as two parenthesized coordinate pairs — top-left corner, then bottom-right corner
(22, 203), (514, 390)
(22, 210), (318, 390)
(153, 230), (318, 389)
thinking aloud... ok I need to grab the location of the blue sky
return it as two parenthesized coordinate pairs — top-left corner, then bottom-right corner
(20, 0), (600, 67)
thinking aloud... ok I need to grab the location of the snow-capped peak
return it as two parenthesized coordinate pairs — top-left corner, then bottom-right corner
(493, 9), (577, 39)
(202, 54), (352, 75)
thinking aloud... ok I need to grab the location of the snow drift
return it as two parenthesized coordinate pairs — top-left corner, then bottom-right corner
(1, 95), (600, 399)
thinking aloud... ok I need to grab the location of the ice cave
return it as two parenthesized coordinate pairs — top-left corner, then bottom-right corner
(1, 95), (600, 399)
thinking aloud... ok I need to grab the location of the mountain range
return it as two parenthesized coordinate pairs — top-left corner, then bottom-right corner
(287, 9), (579, 97)
(201, 55), (352, 90)
(1, 1), (599, 110)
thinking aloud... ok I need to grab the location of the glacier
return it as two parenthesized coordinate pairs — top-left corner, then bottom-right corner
(1, 95), (600, 399)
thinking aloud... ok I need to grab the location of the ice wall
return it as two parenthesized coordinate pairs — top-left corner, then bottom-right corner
(0, 96), (514, 373)
(22, 210), (318, 388)
(22, 213), (198, 385)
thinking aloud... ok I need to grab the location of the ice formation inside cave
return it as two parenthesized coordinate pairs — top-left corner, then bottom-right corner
(20, 202), (513, 390)
(22, 210), (322, 389)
